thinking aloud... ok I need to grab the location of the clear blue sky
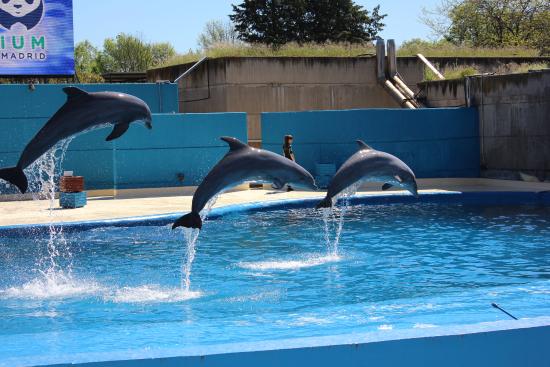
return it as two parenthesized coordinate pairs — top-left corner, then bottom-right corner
(73, 1), (440, 52)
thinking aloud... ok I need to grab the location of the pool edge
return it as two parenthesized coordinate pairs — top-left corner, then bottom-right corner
(1, 190), (550, 236)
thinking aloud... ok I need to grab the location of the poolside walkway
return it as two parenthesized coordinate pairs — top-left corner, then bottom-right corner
(1, 178), (549, 227)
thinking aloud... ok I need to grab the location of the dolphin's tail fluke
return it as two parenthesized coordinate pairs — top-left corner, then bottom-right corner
(316, 196), (333, 209)
(172, 212), (202, 230)
(0, 166), (28, 193)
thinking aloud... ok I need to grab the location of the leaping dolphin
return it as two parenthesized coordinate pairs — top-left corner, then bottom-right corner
(172, 137), (317, 230)
(316, 140), (418, 208)
(0, 87), (153, 193)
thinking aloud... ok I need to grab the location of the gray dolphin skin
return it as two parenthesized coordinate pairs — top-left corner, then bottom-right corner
(173, 136), (317, 230)
(316, 140), (418, 208)
(0, 87), (153, 193)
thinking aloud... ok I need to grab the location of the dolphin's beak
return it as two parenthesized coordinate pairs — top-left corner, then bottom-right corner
(412, 186), (419, 198)
(145, 117), (153, 130)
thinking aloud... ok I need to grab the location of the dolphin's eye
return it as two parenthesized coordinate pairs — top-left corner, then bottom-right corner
(2, 0), (10, 4)
(26, 0), (34, 4)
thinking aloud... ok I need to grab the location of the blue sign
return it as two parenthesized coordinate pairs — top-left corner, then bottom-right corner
(0, 0), (74, 76)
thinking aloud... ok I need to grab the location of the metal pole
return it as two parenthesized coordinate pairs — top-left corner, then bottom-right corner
(417, 54), (445, 80)
(492, 303), (518, 320)
(174, 56), (208, 83)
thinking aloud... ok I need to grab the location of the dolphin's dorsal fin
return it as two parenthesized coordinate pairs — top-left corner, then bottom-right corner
(221, 136), (249, 151)
(356, 140), (373, 150)
(63, 87), (90, 101)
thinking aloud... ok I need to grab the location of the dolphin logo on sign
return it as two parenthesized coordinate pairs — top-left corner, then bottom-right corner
(0, 0), (44, 31)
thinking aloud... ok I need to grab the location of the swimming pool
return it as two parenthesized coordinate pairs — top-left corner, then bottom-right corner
(0, 192), (549, 366)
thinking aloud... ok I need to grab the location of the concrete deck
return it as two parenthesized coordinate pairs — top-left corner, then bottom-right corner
(1, 178), (549, 227)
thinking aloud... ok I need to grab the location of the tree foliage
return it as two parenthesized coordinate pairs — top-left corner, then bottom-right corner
(74, 41), (104, 82)
(74, 34), (177, 81)
(422, 0), (550, 55)
(198, 20), (240, 50)
(230, 0), (386, 46)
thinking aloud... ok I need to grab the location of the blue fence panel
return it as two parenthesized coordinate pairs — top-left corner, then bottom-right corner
(0, 109), (247, 191)
(114, 113), (248, 188)
(261, 108), (480, 178)
(0, 83), (178, 119)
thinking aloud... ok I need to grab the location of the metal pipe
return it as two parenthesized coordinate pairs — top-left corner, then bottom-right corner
(387, 39), (397, 79)
(393, 75), (417, 102)
(392, 77), (420, 108)
(384, 80), (416, 109)
(417, 54), (445, 80)
(174, 56), (208, 83)
(376, 39), (386, 83)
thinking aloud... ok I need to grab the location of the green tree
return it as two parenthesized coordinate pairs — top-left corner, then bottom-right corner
(150, 42), (177, 67)
(198, 20), (240, 49)
(94, 34), (177, 73)
(422, 0), (550, 54)
(97, 34), (153, 73)
(230, 0), (386, 47)
(74, 41), (103, 82)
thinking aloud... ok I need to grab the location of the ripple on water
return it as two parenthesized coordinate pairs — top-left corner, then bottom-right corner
(107, 285), (202, 304)
(238, 254), (342, 271)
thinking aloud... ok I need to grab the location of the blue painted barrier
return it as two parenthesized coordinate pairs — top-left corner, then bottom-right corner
(0, 83), (248, 191)
(261, 108), (480, 178)
(0, 112), (247, 191)
(0, 83), (179, 118)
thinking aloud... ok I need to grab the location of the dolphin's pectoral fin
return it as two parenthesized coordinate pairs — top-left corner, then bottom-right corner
(221, 136), (249, 151)
(382, 183), (393, 191)
(356, 140), (373, 150)
(63, 87), (90, 101)
(394, 175), (404, 183)
(106, 123), (130, 141)
(272, 178), (284, 190)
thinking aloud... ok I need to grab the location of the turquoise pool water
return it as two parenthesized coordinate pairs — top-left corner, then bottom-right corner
(0, 201), (549, 366)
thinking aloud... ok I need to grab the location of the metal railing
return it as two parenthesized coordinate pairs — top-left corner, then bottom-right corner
(174, 56), (208, 83)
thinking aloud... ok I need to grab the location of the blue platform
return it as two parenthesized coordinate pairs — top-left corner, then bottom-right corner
(59, 191), (87, 209)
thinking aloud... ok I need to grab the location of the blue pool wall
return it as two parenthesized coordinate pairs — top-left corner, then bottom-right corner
(2, 191), (549, 236)
(261, 108), (480, 178)
(27, 321), (550, 367)
(0, 84), (248, 191)
(0, 83), (179, 116)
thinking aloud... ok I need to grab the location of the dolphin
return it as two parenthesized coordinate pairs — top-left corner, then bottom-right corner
(316, 140), (418, 208)
(172, 136), (317, 230)
(0, 87), (153, 193)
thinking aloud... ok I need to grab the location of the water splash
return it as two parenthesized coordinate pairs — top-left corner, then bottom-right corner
(24, 139), (75, 292)
(1, 281), (202, 303)
(0, 275), (102, 300)
(26, 138), (73, 205)
(109, 285), (202, 304)
(180, 195), (218, 292)
(239, 254), (340, 271)
(320, 183), (360, 256)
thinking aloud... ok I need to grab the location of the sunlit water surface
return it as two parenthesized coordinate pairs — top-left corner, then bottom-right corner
(0, 203), (549, 365)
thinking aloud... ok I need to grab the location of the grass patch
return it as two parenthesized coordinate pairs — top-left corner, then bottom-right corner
(157, 42), (376, 68)
(397, 39), (540, 58)
(511, 62), (549, 73)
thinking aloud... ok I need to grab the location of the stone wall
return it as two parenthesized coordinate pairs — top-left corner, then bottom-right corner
(148, 57), (425, 144)
(420, 70), (550, 180)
